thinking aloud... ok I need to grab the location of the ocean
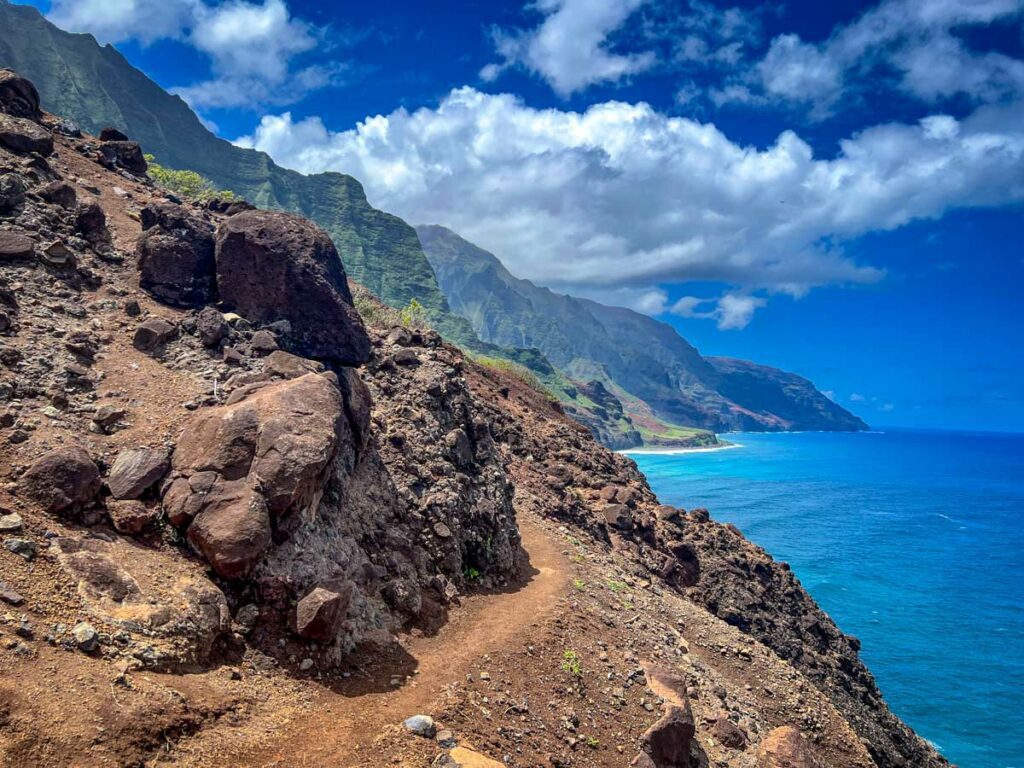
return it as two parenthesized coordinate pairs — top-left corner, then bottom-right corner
(628, 429), (1024, 768)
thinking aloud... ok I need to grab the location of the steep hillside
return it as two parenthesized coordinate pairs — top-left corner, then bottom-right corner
(0, 70), (945, 768)
(0, 0), (477, 344)
(418, 224), (867, 435)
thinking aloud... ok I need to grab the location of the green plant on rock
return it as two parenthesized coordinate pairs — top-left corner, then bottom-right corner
(144, 155), (237, 202)
(463, 566), (481, 582)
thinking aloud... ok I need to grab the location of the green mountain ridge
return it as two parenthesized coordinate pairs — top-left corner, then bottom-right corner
(416, 224), (868, 435)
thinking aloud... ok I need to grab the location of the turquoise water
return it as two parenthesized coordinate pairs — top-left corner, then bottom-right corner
(629, 429), (1024, 768)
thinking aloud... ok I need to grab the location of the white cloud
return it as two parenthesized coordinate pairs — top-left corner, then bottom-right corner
(482, 0), (656, 96)
(46, 0), (335, 109)
(735, 0), (1024, 113)
(236, 89), (1024, 325)
(47, 0), (197, 44)
(670, 293), (766, 329)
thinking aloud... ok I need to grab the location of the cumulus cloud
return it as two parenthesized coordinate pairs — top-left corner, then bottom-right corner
(235, 88), (1024, 319)
(732, 0), (1024, 114)
(482, 0), (656, 96)
(670, 294), (766, 330)
(46, 0), (337, 109)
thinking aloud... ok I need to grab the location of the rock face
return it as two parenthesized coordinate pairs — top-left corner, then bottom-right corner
(215, 210), (371, 365)
(22, 446), (101, 514)
(0, 68), (41, 118)
(137, 203), (217, 307)
(165, 373), (346, 578)
(640, 703), (695, 768)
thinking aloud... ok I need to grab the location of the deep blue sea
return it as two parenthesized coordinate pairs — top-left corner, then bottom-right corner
(628, 429), (1024, 768)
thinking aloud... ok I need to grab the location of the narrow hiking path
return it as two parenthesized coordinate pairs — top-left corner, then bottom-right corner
(237, 517), (567, 767)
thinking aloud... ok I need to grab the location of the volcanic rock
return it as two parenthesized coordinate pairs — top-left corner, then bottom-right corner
(0, 231), (34, 261)
(138, 203), (217, 307)
(0, 113), (52, 155)
(0, 69), (41, 118)
(756, 726), (820, 768)
(133, 317), (177, 352)
(22, 446), (101, 514)
(294, 585), (351, 640)
(107, 447), (170, 499)
(99, 140), (147, 175)
(214, 210), (370, 365)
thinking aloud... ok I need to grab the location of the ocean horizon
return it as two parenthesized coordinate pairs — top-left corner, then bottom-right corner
(630, 427), (1024, 768)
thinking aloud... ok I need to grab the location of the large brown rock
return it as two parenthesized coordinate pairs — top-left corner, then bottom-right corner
(294, 585), (351, 640)
(215, 210), (370, 365)
(639, 702), (695, 768)
(22, 446), (101, 514)
(99, 140), (147, 175)
(0, 69), (41, 119)
(138, 203), (217, 307)
(107, 447), (170, 500)
(0, 113), (52, 156)
(166, 373), (346, 578)
(756, 726), (820, 768)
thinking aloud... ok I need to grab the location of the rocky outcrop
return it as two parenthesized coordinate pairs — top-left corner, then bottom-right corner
(106, 447), (170, 500)
(52, 535), (230, 669)
(215, 210), (371, 365)
(0, 68), (41, 119)
(165, 372), (346, 578)
(98, 139), (147, 175)
(137, 203), (217, 307)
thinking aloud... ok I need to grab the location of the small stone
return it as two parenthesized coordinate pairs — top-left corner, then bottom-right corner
(3, 538), (35, 560)
(92, 404), (127, 429)
(250, 329), (278, 354)
(0, 512), (23, 532)
(124, 300), (141, 317)
(0, 580), (24, 606)
(107, 500), (160, 535)
(294, 585), (350, 640)
(132, 317), (177, 352)
(392, 348), (420, 366)
(299, 658), (314, 671)
(196, 307), (229, 347)
(72, 622), (99, 652)
(403, 714), (436, 738)
(433, 521), (452, 539)
(40, 240), (74, 267)
(435, 729), (457, 748)
(106, 446), (170, 499)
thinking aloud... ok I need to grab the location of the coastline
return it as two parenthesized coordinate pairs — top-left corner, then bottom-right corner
(619, 440), (741, 456)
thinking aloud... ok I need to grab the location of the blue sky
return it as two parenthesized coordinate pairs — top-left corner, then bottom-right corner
(22, 0), (1024, 431)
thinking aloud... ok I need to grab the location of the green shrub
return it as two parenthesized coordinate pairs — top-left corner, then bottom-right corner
(400, 297), (429, 329)
(145, 155), (236, 202)
(561, 649), (583, 678)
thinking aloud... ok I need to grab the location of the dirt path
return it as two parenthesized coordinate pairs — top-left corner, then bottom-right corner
(238, 517), (567, 767)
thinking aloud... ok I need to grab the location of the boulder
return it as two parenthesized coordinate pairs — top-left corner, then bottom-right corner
(0, 231), (34, 261)
(99, 140), (147, 175)
(22, 446), (101, 514)
(38, 181), (77, 209)
(294, 585), (350, 640)
(711, 715), (748, 750)
(99, 127), (128, 141)
(107, 447), (170, 499)
(74, 201), (109, 243)
(639, 702), (695, 768)
(138, 203), (217, 307)
(215, 210), (370, 365)
(133, 317), (177, 352)
(107, 500), (161, 534)
(0, 69), (41, 119)
(0, 113), (52, 156)
(196, 306), (229, 347)
(756, 726), (819, 768)
(166, 373), (346, 578)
